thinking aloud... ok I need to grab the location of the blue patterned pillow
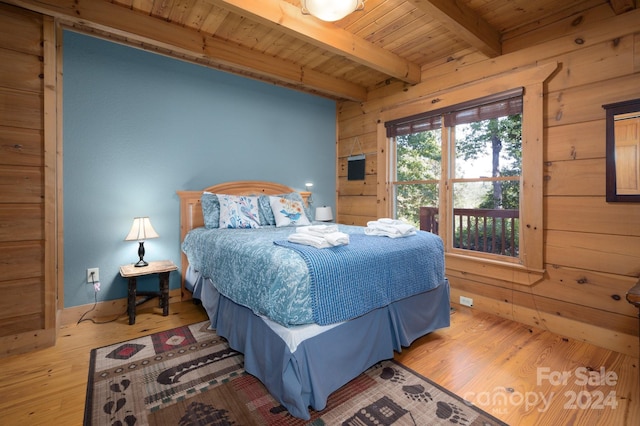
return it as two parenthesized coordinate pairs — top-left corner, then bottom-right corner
(218, 194), (261, 229)
(201, 192), (219, 229)
(269, 195), (311, 227)
(260, 192), (313, 225)
(258, 195), (275, 226)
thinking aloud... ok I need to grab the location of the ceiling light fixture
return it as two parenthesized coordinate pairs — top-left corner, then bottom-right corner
(301, 0), (365, 22)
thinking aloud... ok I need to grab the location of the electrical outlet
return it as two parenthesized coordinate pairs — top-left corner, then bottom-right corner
(87, 267), (99, 283)
(459, 296), (473, 307)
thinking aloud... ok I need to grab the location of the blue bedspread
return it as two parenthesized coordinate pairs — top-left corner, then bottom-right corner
(274, 232), (444, 325)
(182, 226), (317, 326)
(182, 224), (445, 327)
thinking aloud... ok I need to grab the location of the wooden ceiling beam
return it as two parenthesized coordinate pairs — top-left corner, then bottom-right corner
(407, 0), (502, 58)
(608, 0), (636, 14)
(210, 0), (421, 85)
(6, 0), (367, 101)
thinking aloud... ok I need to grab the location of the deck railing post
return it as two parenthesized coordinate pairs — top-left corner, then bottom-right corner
(418, 206), (519, 257)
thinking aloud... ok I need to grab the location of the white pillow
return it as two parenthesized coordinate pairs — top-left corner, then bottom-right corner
(218, 194), (261, 229)
(269, 195), (311, 227)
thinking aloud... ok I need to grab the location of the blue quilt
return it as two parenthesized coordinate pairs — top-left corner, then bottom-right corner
(274, 232), (444, 325)
(182, 226), (316, 326)
(182, 224), (445, 327)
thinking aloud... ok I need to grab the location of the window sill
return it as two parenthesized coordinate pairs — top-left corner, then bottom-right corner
(445, 252), (545, 286)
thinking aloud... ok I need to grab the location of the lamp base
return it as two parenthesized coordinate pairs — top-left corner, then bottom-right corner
(134, 241), (148, 267)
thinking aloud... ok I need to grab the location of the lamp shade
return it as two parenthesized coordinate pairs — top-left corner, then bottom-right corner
(315, 206), (333, 222)
(302, 0), (363, 22)
(124, 217), (159, 241)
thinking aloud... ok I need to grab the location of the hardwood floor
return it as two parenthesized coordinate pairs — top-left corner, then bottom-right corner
(0, 301), (637, 425)
(396, 305), (639, 425)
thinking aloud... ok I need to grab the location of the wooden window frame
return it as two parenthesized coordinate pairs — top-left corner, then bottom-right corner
(377, 63), (558, 286)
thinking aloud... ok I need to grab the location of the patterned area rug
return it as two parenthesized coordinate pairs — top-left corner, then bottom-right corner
(85, 321), (508, 425)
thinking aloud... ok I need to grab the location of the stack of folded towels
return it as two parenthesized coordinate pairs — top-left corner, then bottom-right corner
(365, 218), (416, 238)
(287, 224), (350, 249)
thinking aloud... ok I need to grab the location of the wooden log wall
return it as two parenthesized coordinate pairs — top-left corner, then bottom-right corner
(336, 4), (640, 357)
(0, 3), (57, 356)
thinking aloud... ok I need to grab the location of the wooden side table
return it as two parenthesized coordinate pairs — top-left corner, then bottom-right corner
(119, 260), (178, 325)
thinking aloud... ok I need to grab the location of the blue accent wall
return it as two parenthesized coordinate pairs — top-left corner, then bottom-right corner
(63, 30), (336, 308)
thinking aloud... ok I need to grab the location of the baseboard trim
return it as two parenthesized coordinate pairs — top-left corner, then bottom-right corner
(59, 289), (182, 326)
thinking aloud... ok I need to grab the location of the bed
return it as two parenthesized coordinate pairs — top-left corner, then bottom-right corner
(177, 181), (450, 420)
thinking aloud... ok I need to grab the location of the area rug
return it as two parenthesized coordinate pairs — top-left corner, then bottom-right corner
(85, 321), (508, 425)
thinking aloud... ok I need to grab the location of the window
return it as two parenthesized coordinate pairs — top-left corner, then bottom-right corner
(378, 63), (556, 283)
(386, 89), (524, 263)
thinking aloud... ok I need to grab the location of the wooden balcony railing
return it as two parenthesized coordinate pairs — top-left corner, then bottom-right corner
(420, 206), (519, 257)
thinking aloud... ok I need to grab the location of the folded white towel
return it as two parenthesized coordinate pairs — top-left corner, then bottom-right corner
(296, 224), (339, 235)
(368, 218), (414, 229)
(376, 218), (398, 224)
(365, 218), (416, 238)
(288, 232), (332, 248)
(324, 231), (350, 246)
(288, 226), (350, 248)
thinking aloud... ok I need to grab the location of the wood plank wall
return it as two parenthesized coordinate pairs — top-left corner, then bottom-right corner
(0, 3), (57, 356)
(336, 4), (640, 357)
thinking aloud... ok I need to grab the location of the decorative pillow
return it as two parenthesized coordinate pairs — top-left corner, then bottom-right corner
(269, 195), (311, 227)
(258, 195), (275, 226)
(218, 194), (261, 229)
(260, 192), (313, 225)
(201, 192), (220, 229)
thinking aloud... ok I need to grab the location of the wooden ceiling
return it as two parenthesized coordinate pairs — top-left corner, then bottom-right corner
(8, 0), (637, 101)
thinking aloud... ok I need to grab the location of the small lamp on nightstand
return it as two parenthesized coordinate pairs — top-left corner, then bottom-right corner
(315, 206), (333, 222)
(125, 217), (159, 267)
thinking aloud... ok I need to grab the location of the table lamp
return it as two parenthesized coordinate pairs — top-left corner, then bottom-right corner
(315, 206), (333, 222)
(125, 217), (159, 267)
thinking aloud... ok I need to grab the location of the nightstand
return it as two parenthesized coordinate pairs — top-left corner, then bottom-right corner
(119, 260), (178, 325)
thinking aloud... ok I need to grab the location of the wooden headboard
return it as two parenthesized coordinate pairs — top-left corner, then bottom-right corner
(176, 180), (311, 300)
